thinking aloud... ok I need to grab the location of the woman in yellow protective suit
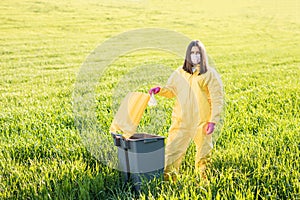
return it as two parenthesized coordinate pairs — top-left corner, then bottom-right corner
(149, 40), (224, 180)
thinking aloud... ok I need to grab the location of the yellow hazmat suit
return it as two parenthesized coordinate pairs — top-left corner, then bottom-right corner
(158, 65), (223, 176)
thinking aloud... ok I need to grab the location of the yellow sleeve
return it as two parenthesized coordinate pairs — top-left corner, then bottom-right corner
(203, 67), (224, 124)
(158, 71), (177, 98)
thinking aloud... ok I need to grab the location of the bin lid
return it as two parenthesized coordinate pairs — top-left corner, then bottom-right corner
(128, 133), (164, 141)
(110, 92), (150, 139)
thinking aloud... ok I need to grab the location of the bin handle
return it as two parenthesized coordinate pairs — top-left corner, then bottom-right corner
(111, 133), (122, 147)
(144, 138), (158, 143)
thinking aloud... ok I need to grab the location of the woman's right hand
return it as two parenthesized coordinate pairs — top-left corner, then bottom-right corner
(149, 87), (161, 95)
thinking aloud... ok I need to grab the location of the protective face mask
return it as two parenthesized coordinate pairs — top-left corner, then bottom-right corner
(191, 54), (201, 65)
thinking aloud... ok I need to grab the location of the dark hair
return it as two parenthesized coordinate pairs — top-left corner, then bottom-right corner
(182, 40), (208, 75)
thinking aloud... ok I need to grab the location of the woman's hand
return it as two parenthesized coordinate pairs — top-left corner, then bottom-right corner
(206, 122), (215, 135)
(149, 87), (161, 95)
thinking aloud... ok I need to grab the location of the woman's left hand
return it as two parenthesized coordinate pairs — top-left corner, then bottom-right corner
(206, 122), (215, 135)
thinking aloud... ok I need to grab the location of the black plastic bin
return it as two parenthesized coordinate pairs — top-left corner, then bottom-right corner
(111, 132), (165, 191)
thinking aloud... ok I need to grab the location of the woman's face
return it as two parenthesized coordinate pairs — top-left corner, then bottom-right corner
(191, 46), (200, 55)
(190, 46), (201, 65)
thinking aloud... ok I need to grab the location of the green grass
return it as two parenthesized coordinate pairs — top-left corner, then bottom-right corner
(1, 0), (299, 199)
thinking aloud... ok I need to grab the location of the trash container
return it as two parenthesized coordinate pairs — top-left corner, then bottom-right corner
(111, 132), (165, 191)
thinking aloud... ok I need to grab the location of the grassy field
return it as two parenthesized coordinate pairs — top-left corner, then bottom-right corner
(1, 0), (299, 199)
